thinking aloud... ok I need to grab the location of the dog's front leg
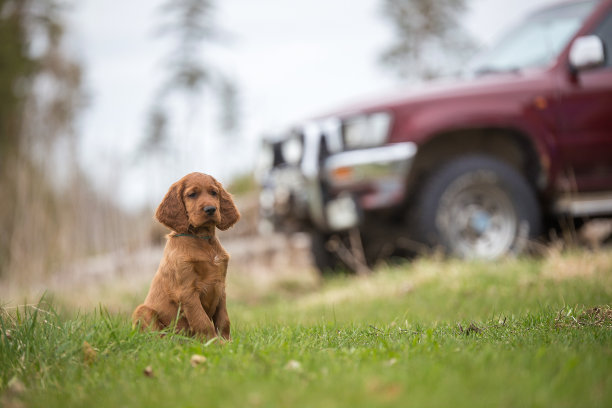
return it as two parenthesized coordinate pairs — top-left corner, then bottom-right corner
(180, 294), (217, 340)
(212, 293), (231, 340)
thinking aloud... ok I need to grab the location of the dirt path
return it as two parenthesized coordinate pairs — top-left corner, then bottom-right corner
(0, 233), (319, 311)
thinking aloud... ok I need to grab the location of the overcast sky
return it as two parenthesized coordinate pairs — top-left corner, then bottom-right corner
(68, 0), (553, 209)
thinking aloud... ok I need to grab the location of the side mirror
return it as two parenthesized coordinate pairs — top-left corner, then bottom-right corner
(569, 35), (605, 71)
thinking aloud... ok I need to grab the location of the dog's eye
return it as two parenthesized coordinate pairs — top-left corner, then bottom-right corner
(186, 191), (198, 199)
(210, 190), (218, 197)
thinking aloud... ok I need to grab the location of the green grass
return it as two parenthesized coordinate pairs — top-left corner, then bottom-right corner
(1, 251), (612, 408)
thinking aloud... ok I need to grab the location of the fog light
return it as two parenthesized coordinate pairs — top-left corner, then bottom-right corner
(326, 195), (359, 230)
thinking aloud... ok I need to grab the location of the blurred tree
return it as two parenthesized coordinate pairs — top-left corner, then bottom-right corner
(142, 0), (239, 155)
(0, 0), (86, 278)
(0, 0), (140, 282)
(379, 0), (476, 80)
(217, 78), (240, 135)
(0, 0), (34, 159)
(157, 0), (216, 98)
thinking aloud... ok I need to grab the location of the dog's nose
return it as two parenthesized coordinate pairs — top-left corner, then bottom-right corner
(204, 206), (216, 216)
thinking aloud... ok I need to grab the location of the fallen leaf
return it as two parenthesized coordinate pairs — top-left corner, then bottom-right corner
(82, 341), (97, 365)
(6, 377), (25, 396)
(190, 354), (207, 367)
(284, 360), (302, 372)
(458, 322), (482, 335)
(465, 323), (482, 335)
(2, 377), (26, 408)
(143, 365), (154, 377)
(385, 358), (398, 367)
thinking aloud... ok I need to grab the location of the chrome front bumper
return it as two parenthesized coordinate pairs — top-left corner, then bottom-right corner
(324, 142), (417, 207)
(322, 142), (417, 230)
(259, 135), (418, 233)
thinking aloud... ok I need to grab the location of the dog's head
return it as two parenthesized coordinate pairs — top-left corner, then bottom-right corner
(155, 172), (240, 233)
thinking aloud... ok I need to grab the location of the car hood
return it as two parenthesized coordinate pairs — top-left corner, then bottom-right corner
(315, 68), (553, 119)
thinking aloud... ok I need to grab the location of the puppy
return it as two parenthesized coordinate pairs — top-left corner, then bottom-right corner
(132, 172), (240, 340)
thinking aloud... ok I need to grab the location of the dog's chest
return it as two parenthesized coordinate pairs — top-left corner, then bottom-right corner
(193, 256), (227, 314)
(197, 281), (223, 315)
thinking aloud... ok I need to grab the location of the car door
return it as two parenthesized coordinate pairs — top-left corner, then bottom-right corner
(558, 6), (612, 192)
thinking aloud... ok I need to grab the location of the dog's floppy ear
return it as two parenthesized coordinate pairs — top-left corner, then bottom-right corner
(155, 180), (190, 233)
(215, 180), (240, 231)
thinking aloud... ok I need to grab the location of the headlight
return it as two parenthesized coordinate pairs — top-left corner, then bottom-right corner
(343, 112), (392, 149)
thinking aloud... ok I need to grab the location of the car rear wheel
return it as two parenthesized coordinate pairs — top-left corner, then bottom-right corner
(411, 155), (541, 258)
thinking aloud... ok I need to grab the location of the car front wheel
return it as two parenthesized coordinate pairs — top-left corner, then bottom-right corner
(411, 155), (541, 259)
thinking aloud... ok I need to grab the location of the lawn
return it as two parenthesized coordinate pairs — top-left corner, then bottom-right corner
(1, 250), (611, 407)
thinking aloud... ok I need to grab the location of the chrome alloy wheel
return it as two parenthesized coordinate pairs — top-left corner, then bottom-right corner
(436, 173), (518, 259)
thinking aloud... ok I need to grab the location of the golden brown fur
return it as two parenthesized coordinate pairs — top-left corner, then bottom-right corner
(132, 172), (240, 340)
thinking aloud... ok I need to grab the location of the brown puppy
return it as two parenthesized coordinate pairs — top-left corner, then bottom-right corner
(132, 172), (240, 340)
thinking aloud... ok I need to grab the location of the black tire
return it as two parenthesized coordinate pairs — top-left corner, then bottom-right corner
(410, 155), (541, 258)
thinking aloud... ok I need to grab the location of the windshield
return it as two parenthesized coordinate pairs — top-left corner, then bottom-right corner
(470, 0), (599, 75)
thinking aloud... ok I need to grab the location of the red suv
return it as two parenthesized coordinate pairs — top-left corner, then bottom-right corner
(258, 0), (612, 273)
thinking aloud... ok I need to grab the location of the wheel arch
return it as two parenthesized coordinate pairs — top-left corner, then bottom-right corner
(405, 127), (545, 197)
